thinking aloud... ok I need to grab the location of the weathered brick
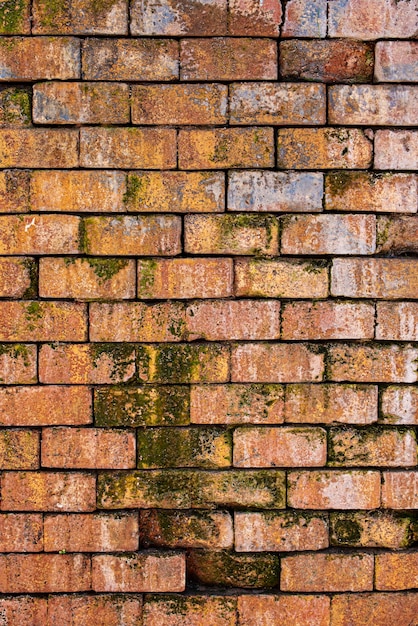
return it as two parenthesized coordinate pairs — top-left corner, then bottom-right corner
(0, 429), (39, 469)
(178, 128), (274, 170)
(0, 86), (31, 127)
(188, 550), (279, 588)
(180, 38), (277, 80)
(0, 129), (78, 168)
(47, 595), (142, 626)
(0, 301), (86, 341)
(1, 471), (96, 511)
(376, 552), (418, 591)
(0, 555), (90, 593)
(375, 41), (418, 82)
(229, 0), (282, 36)
(381, 386), (418, 425)
(0, 214), (80, 254)
(280, 40), (373, 83)
(33, 0), (128, 34)
(0, 514), (43, 552)
(329, 427), (417, 468)
(238, 595), (330, 626)
(131, 0), (227, 35)
(0, 0), (31, 33)
(0, 257), (33, 297)
(328, 0), (418, 39)
(230, 83), (325, 125)
(330, 593), (418, 626)
(33, 82), (130, 124)
(0, 344), (37, 385)
(82, 38), (178, 81)
(143, 595), (236, 626)
(331, 512), (415, 550)
(281, 554), (374, 592)
(375, 130), (418, 170)
(332, 259), (418, 300)
(277, 128), (372, 169)
(288, 470), (381, 509)
(281, 0), (327, 37)
(0, 598), (46, 625)
(0, 170), (30, 213)
(376, 302), (418, 342)
(44, 513), (138, 552)
(328, 344), (418, 384)
(228, 171), (324, 213)
(185, 215), (279, 255)
(92, 553), (185, 592)
(377, 216), (418, 254)
(235, 259), (329, 298)
(0, 37), (79, 81)
(132, 84), (227, 125)
(381, 472), (418, 510)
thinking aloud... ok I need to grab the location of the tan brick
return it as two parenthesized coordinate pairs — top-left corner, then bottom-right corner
(33, 0), (128, 34)
(44, 512), (138, 552)
(0, 87), (31, 127)
(0, 386), (92, 426)
(131, 0), (227, 35)
(178, 128), (274, 169)
(328, 344), (418, 383)
(229, 0), (282, 35)
(0, 257), (33, 297)
(185, 214), (279, 255)
(376, 552), (418, 591)
(180, 38), (277, 80)
(375, 41), (418, 82)
(278, 128), (372, 169)
(375, 130), (418, 170)
(330, 85), (418, 126)
(39, 258), (136, 300)
(0, 554), (91, 593)
(332, 259), (418, 299)
(288, 470), (381, 509)
(143, 595), (236, 626)
(281, 554), (374, 592)
(282, 0), (327, 37)
(377, 216), (418, 254)
(47, 595), (142, 626)
(330, 512), (414, 549)
(0, 301), (86, 341)
(376, 302), (418, 341)
(235, 259), (329, 298)
(188, 550), (279, 588)
(329, 428), (416, 468)
(82, 38), (178, 81)
(381, 386), (418, 425)
(0, 344), (37, 385)
(137, 258), (233, 299)
(230, 83), (325, 125)
(80, 128), (176, 169)
(0, 215), (79, 254)
(231, 343), (324, 383)
(382, 472), (418, 509)
(92, 553), (185, 592)
(0, 0), (31, 33)
(238, 595), (330, 626)
(0, 429), (39, 469)
(0, 514), (43, 552)
(1, 471), (96, 511)
(0, 170), (30, 213)
(330, 593), (418, 626)
(132, 84), (227, 125)
(0, 598), (46, 625)
(328, 0), (418, 39)
(0, 37), (79, 81)
(0, 129), (78, 168)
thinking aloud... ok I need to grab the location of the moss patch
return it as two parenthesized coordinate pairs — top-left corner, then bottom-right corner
(0, 0), (27, 33)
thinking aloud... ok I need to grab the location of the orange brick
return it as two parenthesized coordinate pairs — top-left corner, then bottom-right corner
(377, 216), (418, 254)
(375, 41), (418, 83)
(82, 216), (181, 256)
(0, 0), (31, 33)
(330, 593), (418, 626)
(0, 344), (37, 384)
(180, 38), (277, 80)
(281, 554), (374, 592)
(0, 598), (46, 626)
(0, 301), (86, 341)
(0, 554), (90, 593)
(80, 128), (176, 169)
(278, 128), (372, 169)
(382, 472), (418, 509)
(238, 595), (330, 626)
(0, 257), (33, 297)
(375, 130), (418, 170)
(328, 344), (418, 383)
(33, 0), (128, 34)
(0, 37), (79, 80)
(42, 427), (136, 469)
(39, 258), (136, 300)
(376, 552), (418, 591)
(178, 128), (274, 169)
(184, 215), (279, 255)
(376, 302), (418, 341)
(0, 513), (43, 552)
(0, 386), (92, 426)
(0, 86), (31, 127)
(92, 552), (185, 592)
(329, 427), (417, 467)
(0, 129), (78, 168)
(131, 0), (227, 35)
(0, 214), (79, 254)
(229, 0), (282, 36)
(188, 550), (279, 588)
(0, 170), (30, 213)
(330, 512), (415, 550)
(47, 595), (142, 626)
(381, 386), (418, 425)
(332, 258), (418, 299)
(0, 429), (39, 469)
(328, 0), (418, 39)
(288, 470), (381, 509)
(44, 512), (138, 552)
(282, 0), (327, 37)
(143, 595), (236, 626)
(132, 84), (227, 125)
(235, 259), (329, 298)
(137, 258), (233, 299)
(330, 85), (418, 126)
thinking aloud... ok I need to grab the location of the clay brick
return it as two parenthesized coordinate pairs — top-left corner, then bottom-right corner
(376, 302), (418, 342)
(381, 386), (418, 425)
(33, 82), (130, 125)
(180, 38), (277, 80)
(0, 37), (80, 81)
(284, 384), (378, 425)
(132, 84), (227, 125)
(332, 259), (418, 300)
(143, 595), (236, 626)
(0, 0), (31, 33)
(188, 550), (279, 588)
(1, 471), (96, 511)
(82, 216), (181, 256)
(377, 216), (418, 254)
(235, 259), (329, 298)
(235, 511), (328, 552)
(0, 598), (46, 625)
(0, 513), (43, 552)
(238, 595), (330, 626)
(0, 554), (90, 593)
(330, 512), (415, 549)
(281, 0), (327, 37)
(124, 171), (224, 213)
(92, 553), (185, 592)
(328, 344), (418, 384)
(233, 426), (327, 467)
(178, 128), (274, 170)
(0, 214), (80, 254)
(0, 257), (33, 297)
(131, 0), (227, 35)
(0, 129), (78, 168)
(82, 38), (178, 81)
(47, 595), (142, 626)
(282, 301), (375, 340)
(281, 553), (374, 592)
(140, 510), (233, 549)
(0, 170), (30, 213)
(39, 344), (136, 385)
(44, 512), (138, 552)
(228, 171), (324, 213)
(0, 301), (86, 342)
(375, 41), (418, 82)
(329, 427), (417, 468)
(33, 0), (128, 34)
(230, 83), (325, 125)
(185, 215), (279, 255)
(231, 343), (324, 383)
(190, 384), (285, 425)
(325, 172), (418, 214)
(381, 472), (418, 509)
(277, 128), (372, 169)
(375, 130), (418, 170)
(376, 552), (418, 591)
(280, 40), (373, 83)
(39, 258), (136, 300)
(0, 344), (37, 385)
(0, 429), (39, 469)
(0, 86), (31, 127)
(328, 0), (418, 39)
(287, 470), (381, 509)
(0, 386), (92, 426)
(330, 593), (418, 626)
(137, 258), (233, 299)
(229, 0), (282, 36)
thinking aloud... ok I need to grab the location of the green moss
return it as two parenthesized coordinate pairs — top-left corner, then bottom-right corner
(123, 173), (149, 206)
(86, 258), (129, 283)
(137, 259), (157, 297)
(21, 258), (37, 299)
(326, 171), (357, 196)
(78, 219), (90, 254)
(153, 344), (221, 384)
(91, 343), (135, 382)
(37, 0), (67, 28)
(0, 343), (31, 368)
(1, 88), (31, 126)
(24, 302), (43, 331)
(332, 515), (362, 544)
(304, 259), (329, 274)
(0, 0), (27, 33)
(376, 218), (391, 248)
(212, 138), (229, 163)
(189, 551), (280, 589)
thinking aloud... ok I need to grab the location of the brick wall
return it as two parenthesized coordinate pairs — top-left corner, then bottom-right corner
(0, 0), (417, 623)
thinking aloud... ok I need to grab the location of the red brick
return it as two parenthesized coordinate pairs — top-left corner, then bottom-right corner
(381, 386), (418, 425)
(143, 595), (236, 626)
(328, 344), (418, 383)
(376, 302), (418, 341)
(282, 0), (327, 37)
(1, 471), (96, 512)
(42, 427), (136, 469)
(180, 38), (277, 80)
(0, 344), (37, 384)
(0, 597), (46, 625)
(0, 429), (39, 469)
(0, 386), (92, 426)
(0, 257), (33, 297)
(229, 0), (282, 35)
(328, 0), (418, 39)
(0, 554), (90, 593)
(381, 472), (418, 510)
(47, 595), (142, 626)
(0, 214), (80, 254)
(375, 130), (418, 170)
(330, 593), (418, 626)
(188, 550), (279, 588)
(44, 512), (138, 552)
(230, 83), (325, 125)
(0, 513), (43, 552)
(92, 552), (185, 592)
(231, 343), (324, 383)
(33, 0), (128, 34)
(281, 553), (374, 592)
(131, 0), (227, 35)
(0, 129), (78, 168)
(330, 511), (415, 550)
(0, 301), (86, 341)
(329, 427), (417, 468)
(375, 41), (418, 83)
(238, 595), (330, 626)
(0, 37), (79, 81)
(377, 216), (418, 254)
(332, 259), (418, 300)
(376, 552), (418, 591)
(288, 470), (381, 509)
(0, 0), (31, 33)
(0, 170), (30, 213)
